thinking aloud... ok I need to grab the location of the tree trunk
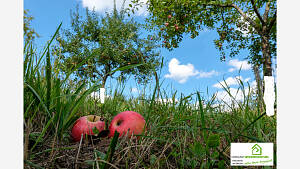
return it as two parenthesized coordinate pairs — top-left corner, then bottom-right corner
(261, 35), (272, 77)
(101, 74), (108, 88)
(259, 34), (273, 112)
(252, 64), (264, 111)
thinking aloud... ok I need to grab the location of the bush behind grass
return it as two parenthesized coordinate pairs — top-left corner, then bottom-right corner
(24, 25), (276, 169)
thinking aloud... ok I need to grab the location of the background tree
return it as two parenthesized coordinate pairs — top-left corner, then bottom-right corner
(131, 0), (276, 95)
(24, 10), (40, 43)
(54, 5), (162, 88)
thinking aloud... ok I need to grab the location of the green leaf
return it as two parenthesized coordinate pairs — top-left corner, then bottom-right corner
(101, 131), (119, 169)
(218, 160), (225, 169)
(150, 154), (157, 165)
(85, 160), (95, 166)
(45, 47), (51, 111)
(92, 127), (100, 136)
(193, 142), (205, 157)
(29, 132), (43, 143)
(207, 134), (220, 148)
(212, 151), (219, 159)
(24, 160), (44, 169)
(94, 149), (106, 160)
(109, 63), (145, 75)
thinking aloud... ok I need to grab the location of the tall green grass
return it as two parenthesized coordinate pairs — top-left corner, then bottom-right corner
(85, 79), (276, 168)
(24, 23), (104, 153)
(24, 23), (150, 153)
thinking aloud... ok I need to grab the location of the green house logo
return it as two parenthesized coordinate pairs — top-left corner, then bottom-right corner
(252, 144), (262, 155)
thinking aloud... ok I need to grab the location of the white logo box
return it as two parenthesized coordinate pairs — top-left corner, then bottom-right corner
(231, 143), (274, 166)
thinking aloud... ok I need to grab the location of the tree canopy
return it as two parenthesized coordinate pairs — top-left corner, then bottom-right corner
(24, 10), (40, 43)
(54, 5), (162, 87)
(132, 0), (276, 78)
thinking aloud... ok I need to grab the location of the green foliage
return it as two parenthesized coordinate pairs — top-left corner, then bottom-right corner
(100, 131), (119, 169)
(133, 0), (276, 74)
(218, 160), (226, 169)
(24, 23), (104, 150)
(207, 134), (220, 148)
(24, 10), (40, 43)
(24, 20), (152, 152)
(54, 5), (162, 87)
(92, 127), (100, 135)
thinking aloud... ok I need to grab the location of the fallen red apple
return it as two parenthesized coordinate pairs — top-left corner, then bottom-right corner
(108, 111), (146, 138)
(71, 115), (105, 142)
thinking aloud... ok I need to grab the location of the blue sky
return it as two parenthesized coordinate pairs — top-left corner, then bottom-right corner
(24, 0), (259, 102)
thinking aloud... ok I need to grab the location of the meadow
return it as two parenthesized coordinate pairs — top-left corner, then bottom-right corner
(23, 25), (276, 169)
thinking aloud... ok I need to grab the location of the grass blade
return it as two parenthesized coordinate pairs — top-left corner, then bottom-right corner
(101, 131), (119, 169)
(46, 47), (51, 110)
(24, 82), (51, 119)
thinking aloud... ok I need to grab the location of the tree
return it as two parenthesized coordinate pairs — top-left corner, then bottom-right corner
(54, 4), (162, 88)
(24, 10), (40, 43)
(132, 0), (276, 91)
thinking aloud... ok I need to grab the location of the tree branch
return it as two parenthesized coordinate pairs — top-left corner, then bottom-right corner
(263, 1), (271, 22)
(95, 69), (103, 77)
(250, 0), (265, 25)
(231, 4), (262, 34)
(205, 2), (257, 28)
(202, 2), (262, 34)
(267, 11), (276, 33)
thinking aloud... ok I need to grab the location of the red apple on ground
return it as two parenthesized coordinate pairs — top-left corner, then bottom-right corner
(71, 115), (105, 142)
(108, 111), (146, 138)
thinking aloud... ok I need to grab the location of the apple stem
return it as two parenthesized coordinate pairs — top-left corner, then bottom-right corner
(93, 115), (96, 122)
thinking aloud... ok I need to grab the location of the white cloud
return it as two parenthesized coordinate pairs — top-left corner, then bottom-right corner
(131, 87), (139, 93)
(244, 77), (251, 82)
(228, 68), (235, 72)
(81, 0), (148, 16)
(228, 59), (251, 72)
(250, 81), (257, 89)
(215, 88), (245, 104)
(213, 80), (257, 110)
(165, 58), (219, 83)
(197, 70), (219, 78)
(213, 76), (244, 89)
(214, 86), (254, 107)
(165, 58), (199, 84)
